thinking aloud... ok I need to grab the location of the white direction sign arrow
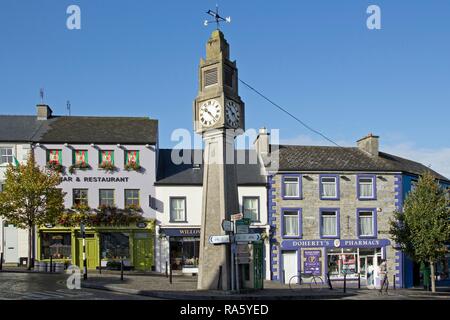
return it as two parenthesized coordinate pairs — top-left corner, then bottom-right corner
(208, 235), (230, 245)
(234, 233), (261, 243)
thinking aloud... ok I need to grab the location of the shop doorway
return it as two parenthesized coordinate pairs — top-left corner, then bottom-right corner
(77, 237), (98, 270)
(3, 223), (18, 263)
(282, 251), (297, 284)
(359, 255), (375, 287)
(134, 238), (152, 271)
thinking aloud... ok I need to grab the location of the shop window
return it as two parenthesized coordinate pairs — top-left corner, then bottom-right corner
(320, 209), (339, 238)
(357, 209), (376, 238)
(327, 248), (382, 281)
(170, 237), (199, 271)
(282, 175), (301, 199)
(125, 189), (140, 207)
(73, 189), (88, 206)
(100, 232), (130, 260)
(0, 147), (13, 164)
(170, 197), (186, 222)
(243, 197), (259, 222)
(282, 209), (301, 238)
(358, 175), (376, 200)
(320, 175), (339, 200)
(40, 232), (72, 260)
(99, 189), (115, 207)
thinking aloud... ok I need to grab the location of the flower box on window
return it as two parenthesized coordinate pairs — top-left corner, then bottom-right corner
(69, 162), (91, 174)
(124, 162), (141, 172)
(46, 161), (64, 173)
(99, 161), (117, 172)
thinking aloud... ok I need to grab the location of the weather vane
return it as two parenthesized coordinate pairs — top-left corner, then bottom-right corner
(204, 5), (231, 30)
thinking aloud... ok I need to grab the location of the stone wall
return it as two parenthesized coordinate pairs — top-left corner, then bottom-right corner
(270, 172), (401, 286)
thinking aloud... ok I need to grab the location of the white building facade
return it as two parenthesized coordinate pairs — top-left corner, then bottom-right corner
(154, 149), (271, 280)
(0, 142), (32, 265)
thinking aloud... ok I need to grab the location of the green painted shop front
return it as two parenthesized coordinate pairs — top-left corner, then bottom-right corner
(37, 225), (154, 271)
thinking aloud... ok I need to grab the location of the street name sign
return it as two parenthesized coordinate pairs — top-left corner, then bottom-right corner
(235, 233), (261, 243)
(208, 235), (230, 245)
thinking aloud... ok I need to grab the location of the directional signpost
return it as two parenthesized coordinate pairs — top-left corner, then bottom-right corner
(235, 233), (261, 243)
(221, 219), (234, 232)
(208, 235), (230, 245)
(231, 213), (243, 221)
(236, 218), (251, 234)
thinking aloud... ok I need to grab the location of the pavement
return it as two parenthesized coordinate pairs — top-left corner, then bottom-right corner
(0, 272), (159, 300)
(79, 272), (450, 300)
(2, 268), (450, 300)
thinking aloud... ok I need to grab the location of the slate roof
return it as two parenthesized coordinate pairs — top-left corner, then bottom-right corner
(275, 145), (449, 181)
(39, 116), (158, 145)
(0, 115), (158, 145)
(156, 149), (266, 186)
(0, 116), (54, 142)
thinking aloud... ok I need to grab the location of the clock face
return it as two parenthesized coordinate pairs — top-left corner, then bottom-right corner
(199, 99), (222, 127)
(225, 100), (240, 128)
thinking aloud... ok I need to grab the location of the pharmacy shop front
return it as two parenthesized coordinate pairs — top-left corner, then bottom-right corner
(280, 239), (391, 288)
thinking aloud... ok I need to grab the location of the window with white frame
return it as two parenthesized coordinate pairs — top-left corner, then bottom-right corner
(125, 189), (140, 207)
(99, 189), (115, 207)
(359, 177), (375, 199)
(283, 176), (300, 198)
(283, 210), (299, 237)
(358, 211), (374, 237)
(321, 177), (337, 198)
(170, 197), (186, 222)
(0, 147), (13, 164)
(243, 197), (259, 222)
(321, 210), (337, 237)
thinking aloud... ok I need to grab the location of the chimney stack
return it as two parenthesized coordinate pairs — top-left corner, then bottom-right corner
(254, 127), (270, 156)
(36, 104), (53, 120)
(357, 133), (379, 157)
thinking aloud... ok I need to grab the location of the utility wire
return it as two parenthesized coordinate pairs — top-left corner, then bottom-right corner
(239, 78), (341, 147)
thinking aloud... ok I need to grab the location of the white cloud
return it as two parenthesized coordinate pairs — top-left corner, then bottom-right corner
(382, 143), (450, 179)
(279, 134), (450, 179)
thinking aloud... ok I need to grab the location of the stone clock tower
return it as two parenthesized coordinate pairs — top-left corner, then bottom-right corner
(194, 30), (245, 290)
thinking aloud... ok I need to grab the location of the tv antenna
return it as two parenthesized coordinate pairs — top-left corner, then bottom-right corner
(204, 5), (231, 30)
(67, 100), (71, 116)
(39, 88), (45, 104)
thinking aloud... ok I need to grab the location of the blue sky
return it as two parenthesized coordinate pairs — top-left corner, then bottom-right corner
(0, 1), (449, 177)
